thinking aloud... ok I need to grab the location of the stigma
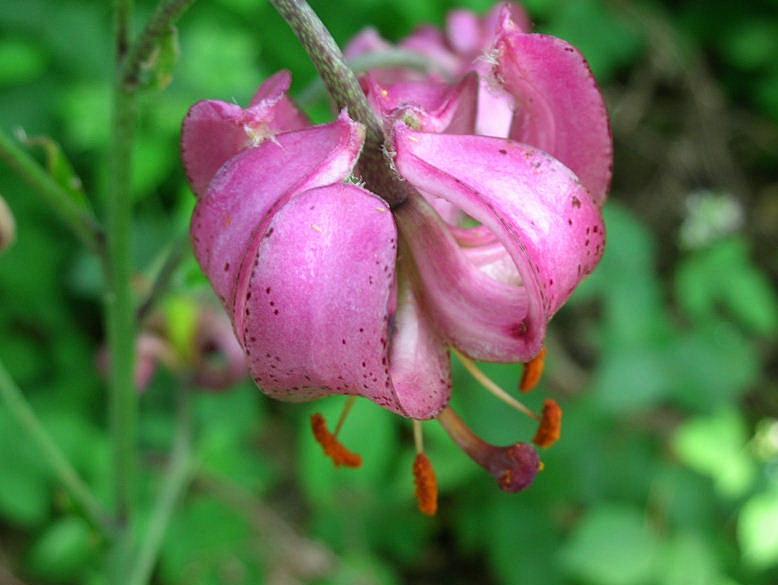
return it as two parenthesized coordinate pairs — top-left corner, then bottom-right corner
(437, 406), (541, 493)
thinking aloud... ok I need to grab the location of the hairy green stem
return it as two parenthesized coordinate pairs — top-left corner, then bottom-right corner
(268, 0), (414, 208)
(297, 49), (450, 106)
(0, 360), (113, 534)
(108, 2), (139, 580)
(0, 129), (104, 254)
(126, 386), (195, 585)
(122, 0), (196, 89)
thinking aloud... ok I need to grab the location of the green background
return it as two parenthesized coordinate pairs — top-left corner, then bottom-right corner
(1, 0), (777, 583)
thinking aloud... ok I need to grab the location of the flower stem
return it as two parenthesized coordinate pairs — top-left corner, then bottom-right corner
(268, 0), (413, 208)
(0, 129), (104, 254)
(107, 2), (139, 580)
(297, 49), (449, 106)
(126, 386), (195, 585)
(122, 0), (196, 89)
(0, 360), (113, 535)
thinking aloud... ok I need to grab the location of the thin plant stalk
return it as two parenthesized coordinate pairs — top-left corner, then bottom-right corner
(126, 385), (195, 585)
(0, 360), (113, 535)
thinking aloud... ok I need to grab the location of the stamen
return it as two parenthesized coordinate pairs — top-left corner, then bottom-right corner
(413, 453), (438, 516)
(533, 399), (562, 448)
(452, 347), (539, 421)
(310, 412), (362, 468)
(334, 395), (358, 437)
(411, 420), (437, 515)
(437, 406), (541, 493)
(520, 346), (547, 393)
(413, 419), (424, 454)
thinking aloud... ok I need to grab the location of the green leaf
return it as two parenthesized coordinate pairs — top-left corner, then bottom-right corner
(672, 409), (756, 498)
(0, 410), (51, 527)
(25, 516), (96, 582)
(666, 321), (759, 409)
(161, 496), (258, 585)
(592, 346), (671, 414)
(658, 532), (721, 585)
(19, 133), (89, 208)
(560, 504), (659, 585)
(722, 20), (778, 71)
(738, 489), (778, 569)
(676, 237), (778, 336)
(0, 37), (48, 86)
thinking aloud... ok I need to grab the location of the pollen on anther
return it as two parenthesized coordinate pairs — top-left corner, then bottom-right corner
(533, 399), (562, 448)
(413, 453), (438, 516)
(310, 413), (363, 468)
(520, 346), (547, 393)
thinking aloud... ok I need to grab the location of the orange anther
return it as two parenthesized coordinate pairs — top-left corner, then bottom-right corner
(413, 453), (438, 516)
(310, 413), (363, 468)
(533, 399), (562, 448)
(520, 346), (547, 393)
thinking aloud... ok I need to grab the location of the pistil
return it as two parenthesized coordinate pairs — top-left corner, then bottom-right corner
(437, 406), (540, 493)
(452, 347), (539, 421)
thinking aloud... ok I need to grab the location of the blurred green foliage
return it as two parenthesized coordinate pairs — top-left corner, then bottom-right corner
(1, 0), (777, 584)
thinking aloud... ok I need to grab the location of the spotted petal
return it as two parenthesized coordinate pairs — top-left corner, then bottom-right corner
(240, 185), (450, 419)
(191, 114), (364, 315)
(394, 124), (605, 361)
(494, 12), (612, 203)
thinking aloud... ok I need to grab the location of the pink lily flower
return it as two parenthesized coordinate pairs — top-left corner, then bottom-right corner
(181, 4), (610, 499)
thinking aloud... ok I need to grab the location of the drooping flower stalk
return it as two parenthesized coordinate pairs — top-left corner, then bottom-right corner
(267, 0), (413, 208)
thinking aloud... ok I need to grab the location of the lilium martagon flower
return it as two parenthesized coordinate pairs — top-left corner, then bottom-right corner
(181, 2), (611, 516)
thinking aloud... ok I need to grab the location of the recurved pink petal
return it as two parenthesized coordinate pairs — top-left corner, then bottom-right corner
(494, 15), (612, 203)
(446, 10), (482, 56)
(446, 3), (532, 60)
(181, 71), (308, 197)
(401, 26), (461, 77)
(239, 184), (408, 414)
(394, 125), (605, 361)
(362, 71), (479, 134)
(483, 2), (532, 38)
(397, 195), (530, 362)
(344, 27), (392, 60)
(248, 70), (309, 131)
(191, 114), (365, 314)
